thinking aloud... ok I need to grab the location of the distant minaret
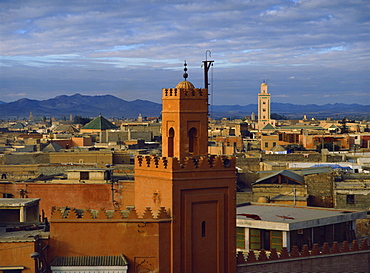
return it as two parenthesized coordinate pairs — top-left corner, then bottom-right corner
(137, 113), (143, 122)
(70, 114), (73, 121)
(251, 112), (256, 121)
(258, 80), (271, 129)
(29, 112), (34, 121)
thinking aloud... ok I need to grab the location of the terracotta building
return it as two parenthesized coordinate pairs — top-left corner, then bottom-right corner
(47, 64), (237, 272)
(299, 134), (351, 151)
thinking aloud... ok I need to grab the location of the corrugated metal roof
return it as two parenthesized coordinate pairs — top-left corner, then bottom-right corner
(51, 255), (128, 266)
(253, 169), (304, 185)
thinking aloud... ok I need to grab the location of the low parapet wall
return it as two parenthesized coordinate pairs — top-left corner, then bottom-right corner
(237, 240), (370, 273)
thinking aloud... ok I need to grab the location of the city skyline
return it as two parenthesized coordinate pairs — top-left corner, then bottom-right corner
(1, 0), (369, 105)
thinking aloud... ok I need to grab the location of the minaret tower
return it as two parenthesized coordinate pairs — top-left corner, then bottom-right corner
(134, 60), (236, 272)
(258, 80), (271, 129)
(161, 61), (208, 159)
(29, 112), (34, 122)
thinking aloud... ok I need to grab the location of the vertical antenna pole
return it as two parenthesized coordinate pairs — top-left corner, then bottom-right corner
(203, 50), (214, 89)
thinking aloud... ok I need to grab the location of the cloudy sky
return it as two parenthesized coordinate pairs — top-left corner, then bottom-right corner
(1, 0), (369, 105)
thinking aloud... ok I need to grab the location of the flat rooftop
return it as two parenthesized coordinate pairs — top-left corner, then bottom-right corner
(0, 226), (49, 242)
(0, 198), (40, 207)
(237, 202), (367, 231)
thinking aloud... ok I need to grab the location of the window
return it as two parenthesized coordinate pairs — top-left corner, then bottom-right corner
(272, 142), (276, 147)
(249, 228), (261, 250)
(249, 229), (282, 251)
(270, 230), (283, 251)
(346, 194), (355, 204)
(80, 172), (89, 180)
(168, 128), (174, 157)
(201, 221), (206, 237)
(265, 142), (269, 148)
(236, 227), (245, 249)
(188, 127), (197, 153)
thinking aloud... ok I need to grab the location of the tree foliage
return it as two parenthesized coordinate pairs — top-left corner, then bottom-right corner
(73, 115), (92, 125)
(271, 113), (287, 120)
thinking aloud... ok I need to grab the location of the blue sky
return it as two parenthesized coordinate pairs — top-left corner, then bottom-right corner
(1, 0), (369, 105)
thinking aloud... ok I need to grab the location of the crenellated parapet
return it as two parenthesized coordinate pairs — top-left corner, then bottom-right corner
(236, 240), (370, 265)
(50, 206), (171, 221)
(162, 88), (206, 98)
(135, 155), (235, 171)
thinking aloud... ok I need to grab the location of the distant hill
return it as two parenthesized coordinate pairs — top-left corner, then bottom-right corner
(0, 94), (162, 119)
(0, 101), (5, 105)
(211, 102), (370, 119)
(0, 94), (368, 119)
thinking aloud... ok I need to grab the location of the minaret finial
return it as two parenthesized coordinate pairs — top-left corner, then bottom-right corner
(183, 60), (188, 81)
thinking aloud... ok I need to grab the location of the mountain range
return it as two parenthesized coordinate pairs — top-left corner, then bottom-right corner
(0, 93), (369, 120)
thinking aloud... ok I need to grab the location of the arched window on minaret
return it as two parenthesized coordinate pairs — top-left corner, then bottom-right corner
(168, 127), (175, 157)
(188, 127), (198, 154)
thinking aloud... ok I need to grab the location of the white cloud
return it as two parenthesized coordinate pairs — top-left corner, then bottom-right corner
(0, 0), (369, 105)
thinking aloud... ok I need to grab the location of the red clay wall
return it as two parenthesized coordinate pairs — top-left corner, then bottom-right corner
(49, 217), (171, 273)
(0, 182), (135, 218)
(0, 241), (37, 273)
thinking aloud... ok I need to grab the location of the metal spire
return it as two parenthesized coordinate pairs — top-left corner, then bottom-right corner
(183, 61), (188, 81)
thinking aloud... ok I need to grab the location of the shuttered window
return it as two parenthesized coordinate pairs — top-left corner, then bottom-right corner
(236, 227), (245, 249)
(249, 228), (261, 250)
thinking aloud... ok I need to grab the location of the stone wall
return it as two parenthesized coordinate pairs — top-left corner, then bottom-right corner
(305, 172), (334, 207)
(49, 151), (113, 168)
(0, 164), (39, 180)
(0, 164), (97, 180)
(252, 184), (307, 203)
(237, 171), (259, 188)
(335, 193), (370, 210)
(236, 158), (261, 172)
(236, 192), (253, 204)
(38, 164), (96, 176)
(2, 152), (50, 165)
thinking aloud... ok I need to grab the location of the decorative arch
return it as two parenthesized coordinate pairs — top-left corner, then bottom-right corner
(168, 127), (175, 157)
(188, 127), (198, 154)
